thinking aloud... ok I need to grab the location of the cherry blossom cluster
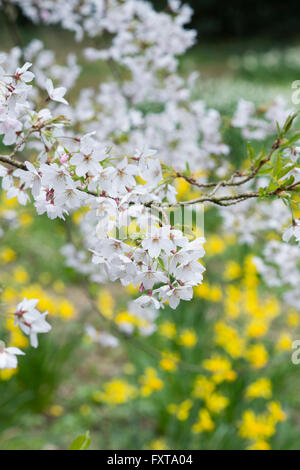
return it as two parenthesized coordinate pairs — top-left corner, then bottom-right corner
(220, 196), (291, 245)
(254, 240), (300, 312)
(2, 0), (230, 174)
(0, 298), (51, 370)
(1, 0), (290, 178)
(232, 97), (291, 140)
(0, 60), (206, 318)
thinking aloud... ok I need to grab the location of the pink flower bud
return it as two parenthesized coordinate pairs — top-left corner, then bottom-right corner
(60, 154), (69, 164)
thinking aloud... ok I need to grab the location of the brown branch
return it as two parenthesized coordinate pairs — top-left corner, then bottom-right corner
(172, 137), (281, 192)
(1, 134), (299, 208)
(1, 150), (300, 207)
(0, 154), (26, 170)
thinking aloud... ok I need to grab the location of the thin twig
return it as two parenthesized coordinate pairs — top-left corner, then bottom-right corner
(172, 138), (281, 192)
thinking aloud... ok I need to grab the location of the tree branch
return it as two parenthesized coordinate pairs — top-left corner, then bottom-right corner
(0, 154), (26, 170)
(172, 138), (281, 192)
(1, 150), (300, 208)
(1, 129), (300, 209)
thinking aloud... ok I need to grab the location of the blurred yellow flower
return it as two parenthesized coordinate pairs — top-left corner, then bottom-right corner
(175, 178), (190, 198)
(276, 333), (292, 351)
(97, 289), (115, 319)
(247, 440), (271, 450)
(1, 194), (17, 208)
(159, 351), (179, 372)
(214, 322), (245, 358)
(19, 213), (33, 227)
(223, 260), (242, 281)
(0, 248), (16, 263)
(192, 375), (215, 399)
(192, 409), (214, 433)
(246, 344), (268, 369)
(58, 299), (76, 320)
(97, 379), (137, 405)
(224, 285), (241, 318)
(267, 401), (286, 423)
(287, 311), (300, 327)
(168, 399), (193, 421)
(205, 235), (226, 256)
(178, 329), (197, 348)
(9, 328), (29, 349)
(0, 368), (17, 381)
(238, 410), (275, 440)
(246, 319), (268, 338)
(159, 321), (176, 339)
(205, 393), (229, 414)
(49, 405), (64, 417)
(13, 267), (29, 284)
(139, 367), (163, 396)
(194, 283), (222, 302)
(209, 285), (223, 302)
(125, 283), (139, 295)
(53, 280), (65, 294)
(72, 207), (90, 224)
(2, 287), (18, 303)
(149, 438), (168, 450)
(202, 355), (236, 383)
(239, 402), (285, 449)
(245, 378), (272, 400)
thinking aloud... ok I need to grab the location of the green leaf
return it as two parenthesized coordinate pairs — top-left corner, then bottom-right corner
(258, 187), (266, 198)
(280, 175), (295, 187)
(282, 132), (300, 147)
(267, 181), (278, 192)
(257, 166), (271, 176)
(270, 150), (279, 167)
(69, 431), (91, 450)
(246, 143), (255, 161)
(185, 161), (191, 176)
(277, 165), (295, 179)
(276, 121), (281, 135)
(273, 153), (282, 178)
(254, 150), (266, 169)
(279, 112), (299, 138)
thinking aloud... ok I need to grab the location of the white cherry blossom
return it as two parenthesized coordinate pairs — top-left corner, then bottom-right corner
(0, 341), (25, 370)
(13, 298), (52, 348)
(45, 78), (68, 105)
